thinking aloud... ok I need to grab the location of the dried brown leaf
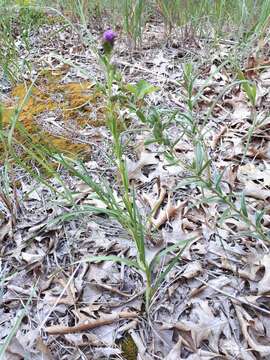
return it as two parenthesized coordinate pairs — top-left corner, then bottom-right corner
(235, 304), (270, 356)
(0, 219), (12, 242)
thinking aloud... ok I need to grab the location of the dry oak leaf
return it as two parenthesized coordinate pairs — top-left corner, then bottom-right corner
(244, 181), (270, 200)
(220, 337), (257, 359)
(164, 337), (182, 360)
(161, 301), (226, 351)
(238, 163), (270, 187)
(0, 219), (12, 242)
(224, 91), (250, 121)
(235, 304), (270, 356)
(151, 197), (186, 229)
(258, 254), (270, 295)
(125, 150), (158, 183)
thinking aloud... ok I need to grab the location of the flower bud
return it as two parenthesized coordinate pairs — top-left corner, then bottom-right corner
(102, 30), (117, 55)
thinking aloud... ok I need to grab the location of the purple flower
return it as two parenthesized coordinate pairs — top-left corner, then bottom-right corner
(102, 30), (117, 56)
(103, 29), (117, 44)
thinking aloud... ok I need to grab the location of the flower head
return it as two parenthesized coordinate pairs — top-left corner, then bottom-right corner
(102, 29), (117, 56)
(103, 29), (117, 44)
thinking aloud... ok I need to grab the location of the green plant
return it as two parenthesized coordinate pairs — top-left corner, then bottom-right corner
(123, 0), (145, 48)
(0, 1), (49, 81)
(49, 41), (192, 311)
(0, 283), (36, 358)
(0, 7), (21, 82)
(237, 70), (258, 162)
(2, 0), (270, 318)
(144, 63), (269, 244)
(18, 5), (48, 49)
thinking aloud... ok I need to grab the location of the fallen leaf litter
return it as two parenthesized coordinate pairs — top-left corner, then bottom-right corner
(1, 15), (270, 360)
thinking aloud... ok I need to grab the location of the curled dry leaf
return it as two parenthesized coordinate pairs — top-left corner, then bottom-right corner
(258, 254), (270, 295)
(143, 183), (167, 220)
(126, 150), (158, 182)
(244, 181), (270, 200)
(181, 261), (202, 279)
(64, 333), (105, 347)
(161, 300), (226, 352)
(152, 197), (186, 229)
(164, 337), (182, 360)
(0, 219), (12, 243)
(210, 125), (227, 149)
(235, 304), (270, 356)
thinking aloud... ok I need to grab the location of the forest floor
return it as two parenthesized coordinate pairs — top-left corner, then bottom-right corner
(1, 14), (270, 360)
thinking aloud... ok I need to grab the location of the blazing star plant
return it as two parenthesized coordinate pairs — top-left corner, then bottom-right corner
(47, 26), (190, 314)
(74, 27), (190, 312)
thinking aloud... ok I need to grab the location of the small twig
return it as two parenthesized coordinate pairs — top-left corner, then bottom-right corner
(45, 311), (137, 335)
(90, 281), (131, 298)
(109, 288), (145, 308)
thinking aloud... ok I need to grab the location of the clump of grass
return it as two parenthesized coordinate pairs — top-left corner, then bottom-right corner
(0, 0), (53, 81)
(123, 0), (145, 48)
(2, 0), (270, 53)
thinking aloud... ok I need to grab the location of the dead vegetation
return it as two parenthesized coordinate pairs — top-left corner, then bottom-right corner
(1, 6), (270, 360)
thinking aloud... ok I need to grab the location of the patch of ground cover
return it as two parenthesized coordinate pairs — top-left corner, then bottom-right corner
(0, 1), (64, 84)
(1, 68), (106, 161)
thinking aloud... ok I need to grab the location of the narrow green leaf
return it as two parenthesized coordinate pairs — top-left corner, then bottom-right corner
(77, 255), (140, 270)
(152, 238), (192, 291)
(240, 192), (248, 218)
(255, 210), (265, 228)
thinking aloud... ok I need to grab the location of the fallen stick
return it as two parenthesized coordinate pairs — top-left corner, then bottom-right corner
(45, 311), (138, 335)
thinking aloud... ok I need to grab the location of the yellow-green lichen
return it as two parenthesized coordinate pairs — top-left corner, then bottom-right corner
(1, 69), (106, 162)
(120, 334), (138, 360)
